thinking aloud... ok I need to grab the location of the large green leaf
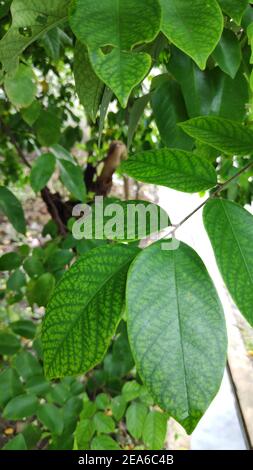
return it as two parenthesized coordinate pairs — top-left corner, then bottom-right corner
(212, 29), (242, 78)
(203, 199), (253, 326)
(126, 241), (227, 433)
(120, 149), (217, 193)
(75, 199), (170, 242)
(69, 0), (161, 107)
(69, 0), (161, 50)
(151, 76), (193, 150)
(160, 0), (223, 70)
(218, 0), (249, 24)
(4, 64), (36, 108)
(3, 393), (39, 419)
(0, 186), (26, 234)
(73, 42), (104, 123)
(180, 116), (253, 155)
(30, 153), (56, 193)
(42, 244), (139, 379)
(0, 0), (70, 72)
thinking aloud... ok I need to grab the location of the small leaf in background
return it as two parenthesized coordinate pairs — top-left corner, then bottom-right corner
(122, 381), (142, 402)
(26, 376), (51, 396)
(111, 396), (126, 421)
(160, 0), (223, 70)
(126, 402), (148, 440)
(45, 249), (73, 272)
(14, 351), (42, 381)
(3, 393), (39, 420)
(10, 320), (36, 339)
(27, 273), (55, 307)
(35, 109), (61, 146)
(204, 199), (253, 327)
(22, 424), (42, 450)
(142, 411), (168, 450)
(127, 94), (150, 150)
(0, 368), (23, 407)
(212, 29), (241, 79)
(0, 0), (11, 19)
(120, 148), (217, 193)
(93, 412), (115, 434)
(151, 76), (193, 150)
(42, 245), (139, 379)
(0, 332), (20, 355)
(95, 393), (110, 410)
(2, 434), (27, 450)
(7, 269), (26, 292)
(180, 116), (253, 155)
(74, 42), (104, 123)
(21, 100), (42, 126)
(0, 186), (26, 234)
(58, 159), (86, 202)
(23, 256), (44, 278)
(37, 403), (64, 436)
(0, 252), (22, 271)
(75, 418), (95, 449)
(30, 153), (56, 193)
(4, 64), (36, 108)
(80, 400), (97, 420)
(218, 0), (249, 25)
(127, 241), (227, 433)
(91, 435), (120, 451)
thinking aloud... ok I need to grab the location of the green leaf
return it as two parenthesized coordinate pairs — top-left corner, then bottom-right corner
(21, 100), (42, 126)
(93, 412), (115, 434)
(142, 411), (168, 450)
(0, 332), (20, 355)
(35, 109), (61, 146)
(203, 199), (253, 327)
(127, 94), (150, 150)
(180, 116), (253, 155)
(80, 400), (97, 420)
(74, 42), (104, 123)
(91, 435), (120, 451)
(69, 0), (161, 107)
(111, 396), (126, 421)
(0, 186), (26, 234)
(160, 0), (223, 70)
(7, 269), (26, 292)
(89, 49), (151, 108)
(26, 273), (55, 307)
(30, 153), (56, 193)
(37, 403), (64, 435)
(75, 419), (95, 448)
(126, 240), (227, 433)
(69, 0), (161, 51)
(209, 69), (248, 121)
(0, 0), (11, 20)
(0, 252), (22, 271)
(26, 376), (51, 396)
(126, 402), (148, 440)
(95, 393), (110, 410)
(14, 351), (42, 381)
(79, 199), (170, 242)
(212, 29), (241, 79)
(151, 76), (193, 149)
(122, 380), (141, 402)
(23, 256), (44, 278)
(120, 149), (217, 193)
(0, 368), (23, 408)
(0, 0), (70, 72)
(3, 393), (39, 419)
(10, 320), (36, 339)
(4, 64), (36, 108)
(218, 0), (249, 25)
(42, 244), (139, 379)
(22, 424), (42, 449)
(58, 159), (86, 202)
(2, 434), (27, 450)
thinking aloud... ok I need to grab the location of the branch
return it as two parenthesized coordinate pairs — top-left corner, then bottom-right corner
(164, 160), (253, 238)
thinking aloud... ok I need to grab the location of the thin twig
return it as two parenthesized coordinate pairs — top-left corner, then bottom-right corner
(162, 159), (253, 239)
